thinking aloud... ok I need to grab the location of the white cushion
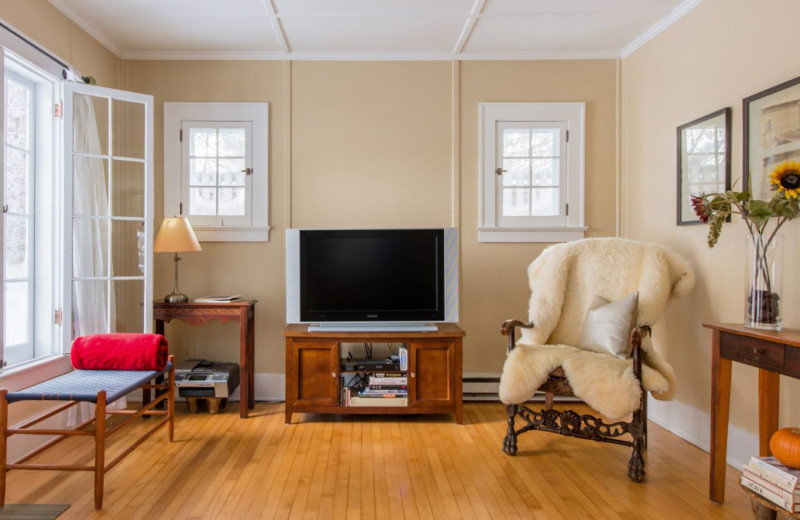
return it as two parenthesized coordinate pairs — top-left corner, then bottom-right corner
(579, 292), (639, 359)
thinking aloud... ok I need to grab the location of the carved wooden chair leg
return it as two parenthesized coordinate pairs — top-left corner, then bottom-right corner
(544, 392), (554, 411)
(502, 404), (518, 455)
(642, 394), (649, 450)
(627, 407), (646, 482)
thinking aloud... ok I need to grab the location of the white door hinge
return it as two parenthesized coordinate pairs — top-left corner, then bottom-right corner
(566, 129), (570, 142)
(54, 101), (63, 119)
(54, 308), (63, 325)
(179, 129), (183, 142)
(566, 203), (569, 216)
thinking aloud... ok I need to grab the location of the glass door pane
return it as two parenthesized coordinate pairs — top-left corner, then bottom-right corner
(3, 71), (35, 364)
(64, 83), (153, 345)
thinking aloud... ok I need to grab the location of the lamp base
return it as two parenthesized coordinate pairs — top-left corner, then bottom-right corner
(164, 291), (189, 303)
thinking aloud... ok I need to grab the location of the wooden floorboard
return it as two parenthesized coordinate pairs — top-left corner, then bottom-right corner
(4, 402), (753, 519)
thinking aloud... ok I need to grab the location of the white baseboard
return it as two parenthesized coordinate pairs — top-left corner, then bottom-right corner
(647, 396), (757, 471)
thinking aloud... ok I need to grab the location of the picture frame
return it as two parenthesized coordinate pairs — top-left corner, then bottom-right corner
(744, 74), (800, 200)
(676, 107), (731, 225)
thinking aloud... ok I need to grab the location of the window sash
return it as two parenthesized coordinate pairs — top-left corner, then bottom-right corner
(180, 120), (253, 228)
(63, 82), (154, 347)
(495, 121), (568, 228)
(3, 69), (35, 365)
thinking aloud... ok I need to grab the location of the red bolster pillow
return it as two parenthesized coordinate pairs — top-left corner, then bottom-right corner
(71, 333), (169, 371)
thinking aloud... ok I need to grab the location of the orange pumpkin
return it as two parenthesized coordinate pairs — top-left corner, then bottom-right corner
(770, 427), (800, 469)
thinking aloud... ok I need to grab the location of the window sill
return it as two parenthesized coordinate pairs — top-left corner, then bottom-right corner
(194, 226), (271, 243)
(478, 226), (587, 243)
(0, 355), (71, 391)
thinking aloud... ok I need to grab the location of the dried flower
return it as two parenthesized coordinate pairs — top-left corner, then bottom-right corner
(691, 195), (709, 223)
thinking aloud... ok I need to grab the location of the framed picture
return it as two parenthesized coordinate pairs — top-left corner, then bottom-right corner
(744, 75), (800, 200)
(677, 107), (731, 225)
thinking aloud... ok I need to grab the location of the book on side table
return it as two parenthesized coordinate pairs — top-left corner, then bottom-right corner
(741, 456), (800, 513)
(194, 295), (242, 303)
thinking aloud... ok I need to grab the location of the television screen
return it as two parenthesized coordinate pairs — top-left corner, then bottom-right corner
(299, 229), (444, 322)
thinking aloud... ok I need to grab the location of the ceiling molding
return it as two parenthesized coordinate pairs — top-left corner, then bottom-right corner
(620, 0), (704, 58)
(121, 50), (622, 61)
(262, 0), (290, 54)
(47, 0), (123, 57)
(453, 0), (486, 54)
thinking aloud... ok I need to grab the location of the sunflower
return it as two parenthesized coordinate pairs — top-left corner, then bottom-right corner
(769, 161), (800, 199)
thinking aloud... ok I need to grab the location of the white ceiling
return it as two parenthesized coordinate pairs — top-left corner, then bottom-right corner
(46, 0), (701, 60)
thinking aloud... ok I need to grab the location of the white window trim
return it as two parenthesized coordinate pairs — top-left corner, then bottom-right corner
(478, 102), (587, 243)
(164, 102), (269, 242)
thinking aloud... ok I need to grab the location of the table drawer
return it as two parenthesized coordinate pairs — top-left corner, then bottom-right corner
(737, 335), (785, 370)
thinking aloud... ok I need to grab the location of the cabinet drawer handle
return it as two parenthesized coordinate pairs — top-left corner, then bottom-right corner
(753, 347), (765, 355)
(332, 372), (337, 378)
(411, 372), (415, 378)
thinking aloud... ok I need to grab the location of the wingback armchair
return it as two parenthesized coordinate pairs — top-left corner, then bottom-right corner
(498, 238), (694, 481)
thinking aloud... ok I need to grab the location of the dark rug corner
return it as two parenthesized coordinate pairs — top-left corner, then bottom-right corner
(0, 504), (70, 520)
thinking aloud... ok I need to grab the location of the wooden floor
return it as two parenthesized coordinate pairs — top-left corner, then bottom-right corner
(4, 402), (753, 519)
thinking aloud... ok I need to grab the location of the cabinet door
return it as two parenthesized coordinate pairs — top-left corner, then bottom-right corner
(291, 341), (339, 407)
(408, 342), (455, 407)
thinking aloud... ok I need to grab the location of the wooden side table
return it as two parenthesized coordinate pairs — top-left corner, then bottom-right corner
(154, 300), (257, 418)
(705, 323), (800, 503)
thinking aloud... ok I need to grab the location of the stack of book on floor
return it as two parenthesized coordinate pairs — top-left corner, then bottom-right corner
(349, 373), (407, 407)
(741, 456), (800, 513)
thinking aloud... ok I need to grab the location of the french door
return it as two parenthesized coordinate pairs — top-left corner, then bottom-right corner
(63, 82), (154, 347)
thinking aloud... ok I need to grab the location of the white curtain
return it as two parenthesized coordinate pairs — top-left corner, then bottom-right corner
(71, 93), (115, 337)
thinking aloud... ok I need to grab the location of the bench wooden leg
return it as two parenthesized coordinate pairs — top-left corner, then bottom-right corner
(94, 391), (107, 510)
(0, 389), (7, 507)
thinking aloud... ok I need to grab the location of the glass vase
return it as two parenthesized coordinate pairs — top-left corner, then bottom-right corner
(745, 233), (783, 330)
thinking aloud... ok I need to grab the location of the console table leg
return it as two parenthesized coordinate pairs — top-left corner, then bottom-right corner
(248, 311), (255, 409)
(710, 330), (732, 503)
(239, 309), (249, 419)
(758, 369), (779, 457)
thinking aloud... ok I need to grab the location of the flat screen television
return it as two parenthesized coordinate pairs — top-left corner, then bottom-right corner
(286, 228), (458, 331)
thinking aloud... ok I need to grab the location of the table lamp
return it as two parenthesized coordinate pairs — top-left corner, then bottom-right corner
(154, 216), (202, 303)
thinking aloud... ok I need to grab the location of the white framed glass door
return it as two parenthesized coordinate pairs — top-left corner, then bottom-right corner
(63, 82), (154, 346)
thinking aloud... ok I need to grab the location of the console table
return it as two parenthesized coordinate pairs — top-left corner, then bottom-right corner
(154, 300), (257, 418)
(705, 322), (800, 503)
(283, 324), (464, 424)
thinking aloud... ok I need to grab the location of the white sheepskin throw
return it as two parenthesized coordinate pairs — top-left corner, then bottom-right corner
(498, 238), (694, 421)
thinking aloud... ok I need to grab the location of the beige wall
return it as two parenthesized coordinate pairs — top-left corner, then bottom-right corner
(120, 58), (619, 376)
(0, 0), (119, 88)
(622, 0), (800, 433)
(122, 60), (288, 373)
(460, 60), (619, 372)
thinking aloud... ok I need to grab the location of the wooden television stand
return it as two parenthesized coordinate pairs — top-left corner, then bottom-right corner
(284, 324), (464, 424)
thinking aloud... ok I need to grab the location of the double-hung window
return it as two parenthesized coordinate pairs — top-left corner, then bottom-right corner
(479, 103), (586, 243)
(164, 103), (269, 242)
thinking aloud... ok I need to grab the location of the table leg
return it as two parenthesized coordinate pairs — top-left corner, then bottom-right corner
(248, 310), (255, 409)
(710, 330), (732, 503)
(239, 308), (249, 419)
(758, 369), (780, 456)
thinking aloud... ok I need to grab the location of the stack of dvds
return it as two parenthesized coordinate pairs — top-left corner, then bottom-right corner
(741, 456), (800, 513)
(349, 373), (408, 407)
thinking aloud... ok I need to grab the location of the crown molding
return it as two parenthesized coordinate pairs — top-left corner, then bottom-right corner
(620, 0), (704, 58)
(121, 50), (622, 61)
(47, 0), (123, 58)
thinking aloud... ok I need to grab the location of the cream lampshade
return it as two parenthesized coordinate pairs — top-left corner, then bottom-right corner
(154, 216), (202, 302)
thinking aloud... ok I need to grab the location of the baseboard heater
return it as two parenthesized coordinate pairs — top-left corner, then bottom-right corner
(462, 374), (582, 403)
